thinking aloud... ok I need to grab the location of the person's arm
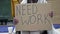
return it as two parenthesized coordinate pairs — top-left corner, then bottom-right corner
(38, 0), (47, 3)
(21, 0), (27, 4)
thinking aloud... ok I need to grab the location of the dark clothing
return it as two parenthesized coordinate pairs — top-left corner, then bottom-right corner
(27, 0), (38, 3)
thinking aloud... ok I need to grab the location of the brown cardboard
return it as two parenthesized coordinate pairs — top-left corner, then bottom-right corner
(52, 1), (60, 24)
(48, 0), (60, 24)
(15, 3), (52, 31)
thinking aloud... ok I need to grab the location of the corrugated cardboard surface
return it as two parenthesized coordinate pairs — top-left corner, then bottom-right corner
(15, 3), (52, 31)
(48, 0), (60, 24)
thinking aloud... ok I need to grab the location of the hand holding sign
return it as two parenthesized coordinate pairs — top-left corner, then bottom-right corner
(49, 11), (53, 18)
(13, 17), (19, 25)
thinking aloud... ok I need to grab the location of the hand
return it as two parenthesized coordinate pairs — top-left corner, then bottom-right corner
(49, 11), (53, 18)
(13, 17), (19, 25)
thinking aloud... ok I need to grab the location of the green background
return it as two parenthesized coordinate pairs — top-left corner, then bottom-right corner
(0, 0), (12, 19)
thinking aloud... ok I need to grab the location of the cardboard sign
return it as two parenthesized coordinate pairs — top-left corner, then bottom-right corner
(15, 3), (52, 31)
(51, 1), (60, 24)
(48, 1), (60, 24)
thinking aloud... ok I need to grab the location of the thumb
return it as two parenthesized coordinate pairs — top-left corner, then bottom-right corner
(13, 17), (19, 25)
